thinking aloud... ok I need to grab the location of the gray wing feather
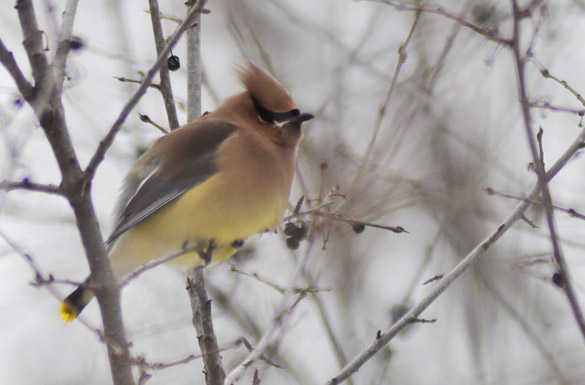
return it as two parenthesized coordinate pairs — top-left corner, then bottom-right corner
(106, 174), (204, 245)
(106, 122), (237, 246)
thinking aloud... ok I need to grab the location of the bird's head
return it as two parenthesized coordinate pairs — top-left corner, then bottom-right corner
(214, 61), (313, 146)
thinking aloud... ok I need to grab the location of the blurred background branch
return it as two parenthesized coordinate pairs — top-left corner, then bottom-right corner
(2, 1), (585, 384)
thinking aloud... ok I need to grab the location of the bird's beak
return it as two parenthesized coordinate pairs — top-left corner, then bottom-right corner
(292, 112), (314, 124)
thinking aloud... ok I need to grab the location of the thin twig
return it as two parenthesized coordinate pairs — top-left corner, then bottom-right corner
(282, 201), (335, 222)
(14, 2), (135, 383)
(367, 0), (511, 46)
(16, 0), (49, 85)
(180, 3), (225, 385)
(530, 101), (585, 117)
(186, 1), (203, 121)
(230, 265), (287, 294)
(0, 39), (34, 99)
(135, 338), (243, 371)
(541, 68), (585, 108)
(187, 269), (226, 385)
(0, 230), (67, 303)
(229, 265), (329, 296)
(148, 0), (180, 130)
(480, 278), (567, 384)
(349, 11), (420, 194)
(225, 243), (315, 384)
(302, 268), (352, 385)
(324, 124), (585, 385)
(426, 1), (471, 89)
(15, 0), (55, 123)
(0, 179), (62, 195)
(119, 245), (200, 288)
(485, 187), (585, 221)
(0, 229), (107, 350)
(511, 0), (585, 344)
(51, 0), (79, 96)
(114, 76), (162, 91)
(138, 113), (169, 134)
(84, 0), (207, 181)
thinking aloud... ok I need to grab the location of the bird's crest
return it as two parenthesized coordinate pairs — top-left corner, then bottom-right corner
(236, 61), (297, 113)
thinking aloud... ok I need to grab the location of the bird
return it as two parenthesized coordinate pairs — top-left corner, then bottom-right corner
(60, 62), (313, 322)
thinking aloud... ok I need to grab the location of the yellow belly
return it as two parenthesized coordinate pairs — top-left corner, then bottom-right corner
(108, 172), (287, 280)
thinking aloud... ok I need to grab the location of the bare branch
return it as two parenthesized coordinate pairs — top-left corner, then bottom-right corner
(186, 1), (203, 121)
(530, 101), (585, 117)
(119, 245), (200, 288)
(148, 0), (180, 130)
(480, 278), (567, 383)
(0, 179), (62, 195)
(134, 338), (243, 371)
(485, 187), (585, 221)
(366, 0), (511, 46)
(52, 0), (79, 95)
(324, 124), (585, 385)
(225, 244), (314, 384)
(187, 269), (226, 385)
(301, 268), (352, 385)
(510, 0), (585, 344)
(541, 68), (585, 108)
(0, 39), (34, 99)
(114, 76), (162, 91)
(0, 230), (66, 302)
(349, 11), (420, 194)
(0, 229), (106, 345)
(229, 265), (329, 296)
(14, 1), (135, 383)
(84, 0), (208, 181)
(138, 113), (169, 134)
(16, 0), (49, 85)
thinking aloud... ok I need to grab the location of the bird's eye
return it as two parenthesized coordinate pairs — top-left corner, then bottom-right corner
(252, 97), (275, 123)
(257, 106), (275, 124)
(252, 97), (305, 125)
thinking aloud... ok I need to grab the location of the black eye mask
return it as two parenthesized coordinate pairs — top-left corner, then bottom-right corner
(252, 97), (303, 124)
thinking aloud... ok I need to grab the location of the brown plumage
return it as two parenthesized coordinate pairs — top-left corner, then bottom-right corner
(60, 62), (313, 322)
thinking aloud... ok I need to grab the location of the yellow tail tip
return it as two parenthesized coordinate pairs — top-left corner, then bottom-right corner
(59, 302), (78, 324)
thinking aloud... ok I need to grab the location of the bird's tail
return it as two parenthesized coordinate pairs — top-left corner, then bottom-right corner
(60, 278), (94, 323)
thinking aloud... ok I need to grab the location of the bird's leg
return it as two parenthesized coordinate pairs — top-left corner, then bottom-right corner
(231, 239), (245, 248)
(197, 239), (216, 267)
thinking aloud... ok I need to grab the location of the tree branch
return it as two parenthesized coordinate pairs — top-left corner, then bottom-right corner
(0, 179), (62, 195)
(367, 0), (511, 46)
(187, 269), (226, 385)
(51, 0), (79, 96)
(225, 244), (315, 384)
(324, 124), (585, 385)
(14, 1), (134, 384)
(0, 38), (34, 99)
(119, 245), (199, 288)
(180, 2), (226, 384)
(510, 0), (585, 344)
(186, 0), (203, 120)
(16, 0), (49, 85)
(84, 0), (207, 181)
(148, 0), (180, 130)
(348, 10), (420, 194)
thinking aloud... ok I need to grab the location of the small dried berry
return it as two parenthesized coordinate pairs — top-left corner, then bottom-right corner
(284, 222), (298, 236)
(286, 237), (300, 250)
(552, 272), (565, 288)
(167, 55), (181, 71)
(351, 222), (365, 234)
(69, 37), (84, 51)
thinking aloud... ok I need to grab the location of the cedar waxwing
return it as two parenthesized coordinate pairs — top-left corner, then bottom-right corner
(60, 62), (313, 322)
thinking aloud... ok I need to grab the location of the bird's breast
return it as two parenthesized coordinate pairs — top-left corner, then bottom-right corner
(155, 130), (295, 246)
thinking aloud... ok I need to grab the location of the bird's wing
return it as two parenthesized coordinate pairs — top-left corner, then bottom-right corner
(106, 121), (238, 245)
